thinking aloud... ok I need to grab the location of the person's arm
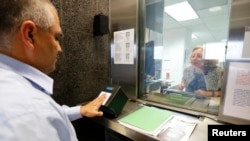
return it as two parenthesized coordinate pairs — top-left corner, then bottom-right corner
(178, 80), (185, 90)
(194, 89), (221, 97)
(213, 90), (221, 97)
(63, 93), (107, 121)
(178, 67), (190, 90)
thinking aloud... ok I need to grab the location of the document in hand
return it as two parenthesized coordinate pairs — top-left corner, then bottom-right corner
(118, 106), (173, 136)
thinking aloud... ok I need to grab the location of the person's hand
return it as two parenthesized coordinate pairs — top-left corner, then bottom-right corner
(80, 93), (107, 118)
(178, 80), (185, 90)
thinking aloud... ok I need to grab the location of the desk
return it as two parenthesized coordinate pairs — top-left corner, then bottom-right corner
(91, 100), (222, 141)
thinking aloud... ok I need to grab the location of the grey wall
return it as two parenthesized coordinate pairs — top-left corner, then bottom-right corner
(49, 0), (111, 106)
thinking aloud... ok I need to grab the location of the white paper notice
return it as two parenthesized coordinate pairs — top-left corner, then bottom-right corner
(223, 62), (250, 120)
(113, 28), (134, 64)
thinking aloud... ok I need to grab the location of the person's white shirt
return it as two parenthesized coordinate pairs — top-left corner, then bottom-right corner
(0, 54), (82, 141)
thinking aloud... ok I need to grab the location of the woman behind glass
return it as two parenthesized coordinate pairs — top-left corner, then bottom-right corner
(178, 46), (223, 97)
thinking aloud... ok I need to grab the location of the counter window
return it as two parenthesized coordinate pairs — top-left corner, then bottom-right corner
(138, 0), (232, 116)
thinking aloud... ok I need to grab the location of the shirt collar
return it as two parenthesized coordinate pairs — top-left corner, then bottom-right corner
(0, 54), (53, 95)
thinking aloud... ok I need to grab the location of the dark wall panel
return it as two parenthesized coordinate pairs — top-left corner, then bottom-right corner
(50, 0), (111, 106)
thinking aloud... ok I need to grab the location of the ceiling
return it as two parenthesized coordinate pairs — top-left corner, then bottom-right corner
(163, 0), (231, 45)
(111, 0), (232, 46)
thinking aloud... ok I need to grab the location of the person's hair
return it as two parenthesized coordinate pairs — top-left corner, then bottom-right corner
(191, 46), (203, 54)
(0, 0), (56, 50)
(204, 59), (219, 67)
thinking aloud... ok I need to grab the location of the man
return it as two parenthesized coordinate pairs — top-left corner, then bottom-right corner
(0, 0), (106, 140)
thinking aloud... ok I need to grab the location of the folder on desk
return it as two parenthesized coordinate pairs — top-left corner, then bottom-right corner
(118, 106), (173, 136)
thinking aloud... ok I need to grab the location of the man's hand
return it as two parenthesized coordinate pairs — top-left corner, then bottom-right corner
(80, 93), (107, 118)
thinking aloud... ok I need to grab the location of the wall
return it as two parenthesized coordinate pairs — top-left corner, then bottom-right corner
(163, 28), (190, 86)
(49, 0), (111, 106)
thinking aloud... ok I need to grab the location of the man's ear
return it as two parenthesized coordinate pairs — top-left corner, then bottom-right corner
(20, 21), (36, 49)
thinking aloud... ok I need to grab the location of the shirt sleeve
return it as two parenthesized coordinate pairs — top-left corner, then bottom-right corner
(62, 105), (82, 121)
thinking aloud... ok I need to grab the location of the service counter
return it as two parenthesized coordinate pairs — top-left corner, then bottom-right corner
(91, 100), (222, 141)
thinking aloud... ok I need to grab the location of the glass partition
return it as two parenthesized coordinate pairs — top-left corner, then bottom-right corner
(138, 0), (231, 115)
